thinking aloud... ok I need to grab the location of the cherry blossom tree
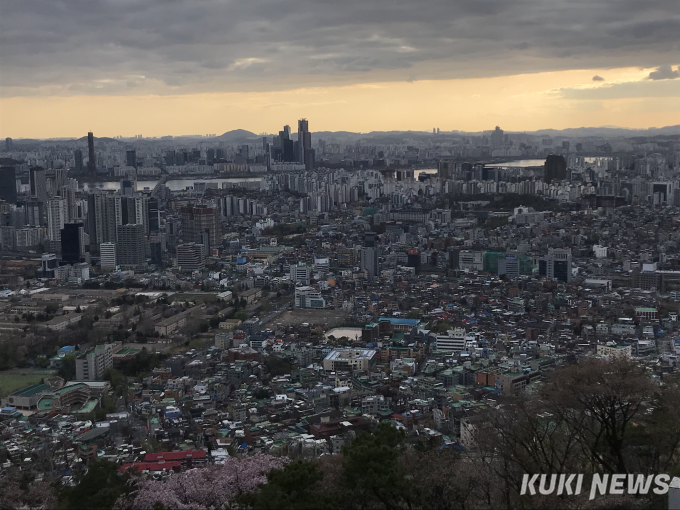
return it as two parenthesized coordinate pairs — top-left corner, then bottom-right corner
(117, 454), (288, 510)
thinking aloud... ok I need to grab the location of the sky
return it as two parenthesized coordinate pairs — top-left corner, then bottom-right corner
(1, 0), (679, 138)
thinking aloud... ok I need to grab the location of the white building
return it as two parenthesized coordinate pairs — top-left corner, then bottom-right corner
(290, 262), (311, 285)
(100, 242), (117, 272)
(434, 328), (466, 352)
(47, 197), (68, 241)
(294, 286), (326, 309)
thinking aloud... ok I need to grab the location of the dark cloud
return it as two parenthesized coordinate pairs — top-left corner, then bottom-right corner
(647, 65), (680, 80)
(592, 75), (605, 81)
(1, 0), (679, 96)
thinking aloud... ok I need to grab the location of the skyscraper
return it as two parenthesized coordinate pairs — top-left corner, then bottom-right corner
(126, 149), (137, 169)
(116, 224), (146, 269)
(29, 167), (48, 204)
(148, 198), (160, 233)
(490, 126), (504, 148)
(87, 191), (123, 250)
(298, 118), (313, 169)
(180, 205), (221, 252)
(544, 154), (567, 183)
(61, 222), (85, 264)
(5, 138), (13, 151)
(87, 132), (96, 173)
(360, 232), (379, 279)
(47, 197), (68, 241)
(0, 167), (17, 204)
(74, 149), (83, 173)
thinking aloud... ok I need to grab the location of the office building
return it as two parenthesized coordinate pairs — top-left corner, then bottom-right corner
(5, 138), (12, 151)
(148, 198), (160, 233)
(437, 160), (455, 180)
(294, 286), (326, 309)
(180, 205), (221, 252)
(76, 344), (114, 381)
(116, 224), (146, 269)
(74, 149), (83, 173)
(100, 242), (117, 271)
(360, 247), (379, 279)
(322, 349), (377, 371)
(490, 126), (504, 148)
(360, 232), (378, 279)
(29, 167), (48, 205)
(121, 180), (135, 197)
(87, 132), (96, 173)
(544, 154), (567, 183)
(0, 167), (17, 204)
(46, 197), (68, 241)
(61, 223), (85, 264)
(538, 248), (572, 283)
(176, 243), (205, 272)
(24, 199), (45, 227)
(126, 149), (137, 169)
(298, 118), (313, 170)
(290, 262), (311, 285)
(434, 328), (467, 352)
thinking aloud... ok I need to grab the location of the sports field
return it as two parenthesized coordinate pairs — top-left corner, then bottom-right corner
(0, 372), (45, 398)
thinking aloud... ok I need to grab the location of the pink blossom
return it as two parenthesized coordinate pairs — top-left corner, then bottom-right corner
(118, 454), (288, 510)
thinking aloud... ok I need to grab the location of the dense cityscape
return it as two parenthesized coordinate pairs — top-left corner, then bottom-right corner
(0, 121), (679, 508)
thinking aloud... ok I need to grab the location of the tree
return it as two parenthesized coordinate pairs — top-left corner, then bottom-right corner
(238, 459), (335, 510)
(341, 422), (410, 510)
(118, 454), (288, 509)
(58, 459), (131, 510)
(58, 353), (77, 381)
(541, 357), (654, 474)
(0, 473), (56, 510)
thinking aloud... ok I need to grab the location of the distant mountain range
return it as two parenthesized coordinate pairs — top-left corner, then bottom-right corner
(9, 124), (680, 144)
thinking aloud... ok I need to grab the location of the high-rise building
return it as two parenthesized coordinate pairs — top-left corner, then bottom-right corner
(100, 242), (117, 271)
(176, 243), (205, 272)
(87, 132), (96, 173)
(360, 247), (379, 279)
(47, 197), (68, 241)
(29, 167), (48, 205)
(437, 160), (455, 180)
(490, 126), (504, 148)
(538, 248), (572, 283)
(180, 205), (221, 252)
(74, 149), (83, 173)
(5, 138), (12, 151)
(544, 154), (567, 183)
(116, 224), (146, 269)
(126, 149), (137, 169)
(360, 231), (379, 279)
(298, 118), (313, 169)
(76, 344), (114, 381)
(121, 180), (135, 197)
(148, 198), (160, 233)
(24, 199), (44, 227)
(0, 167), (17, 204)
(87, 191), (123, 250)
(61, 223), (85, 264)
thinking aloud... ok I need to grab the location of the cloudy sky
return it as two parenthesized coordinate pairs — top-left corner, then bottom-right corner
(1, 0), (679, 137)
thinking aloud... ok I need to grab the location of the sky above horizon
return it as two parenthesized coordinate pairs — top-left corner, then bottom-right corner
(1, 0), (679, 139)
